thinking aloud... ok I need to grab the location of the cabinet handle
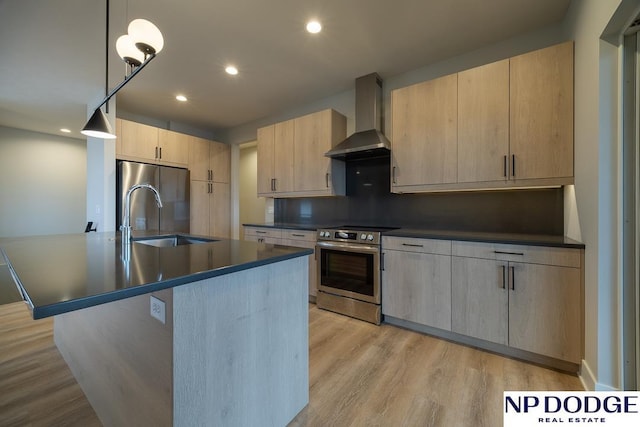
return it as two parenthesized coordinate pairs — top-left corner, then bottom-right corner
(402, 243), (424, 248)
(381, 252), (385, 271)
(325, 173), (329, 188)
(258, 238), (264, 243)
(291, 233), (305, 237)
(256, 231), (267, 234)
(273, 178), (277, 191)
(155, 146), (158, 159)
(503, 155), (507, 177)
(510, 266), (515, 291)
(494, 250), (524, 256)
(392, 166), (397, 184)
(501, 265), (506, 289)
(511, 154), (516, 177)
(159, 147), (162, 159)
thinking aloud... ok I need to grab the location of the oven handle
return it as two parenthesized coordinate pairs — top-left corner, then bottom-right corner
(316, 241), (380, 254)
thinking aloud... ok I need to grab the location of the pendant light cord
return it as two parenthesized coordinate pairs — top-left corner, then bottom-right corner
(105, 0), (109, 113)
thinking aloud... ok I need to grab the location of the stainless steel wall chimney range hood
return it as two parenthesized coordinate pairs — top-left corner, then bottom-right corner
(325, 73), (391, 160)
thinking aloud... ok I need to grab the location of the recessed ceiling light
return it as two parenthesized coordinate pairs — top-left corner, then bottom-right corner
(60, 128), (71, 133)
(176, 95), (187, 102)
(306, 20), (322, 34)
(225, 65), (238, 75)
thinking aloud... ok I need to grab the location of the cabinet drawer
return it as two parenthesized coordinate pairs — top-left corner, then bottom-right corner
(382, 236), (451, 255)
(451, 241), (581, 268)
(281, 229), (316, 242)
(243, 227), (283, 240)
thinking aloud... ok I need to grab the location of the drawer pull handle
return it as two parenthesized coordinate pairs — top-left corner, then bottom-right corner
(291, 233), (305, 237)
(494, 250), (524, 256)
(256, 231), (267, 234)
(402, 243), (424, 248)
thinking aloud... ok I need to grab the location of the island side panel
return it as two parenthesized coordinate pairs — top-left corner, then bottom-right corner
(173, 256), (309, 427)
(54, 289), (173, 427)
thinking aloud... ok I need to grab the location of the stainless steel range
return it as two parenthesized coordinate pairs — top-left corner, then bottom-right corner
(316, 226), (397, 325)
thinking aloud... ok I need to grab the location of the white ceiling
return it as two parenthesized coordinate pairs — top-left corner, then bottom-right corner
(0, 0), (571, 141)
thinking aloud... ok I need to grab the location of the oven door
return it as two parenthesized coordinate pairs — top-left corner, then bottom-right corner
(316, 241), (380, 304)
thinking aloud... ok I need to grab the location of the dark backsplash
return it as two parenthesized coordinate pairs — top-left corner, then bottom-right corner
(275, 157), (564, 235)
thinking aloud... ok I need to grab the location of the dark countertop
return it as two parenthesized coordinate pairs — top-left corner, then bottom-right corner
(0, 232), (313, 319)
(242, 223), (584, 249)
(384, 229), (584, 249)
(243, 222), (333, 231)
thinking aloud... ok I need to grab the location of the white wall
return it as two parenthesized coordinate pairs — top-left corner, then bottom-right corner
(0, 126), (87, 237)
(238, 144), (266, 238)
(562, 0), (637, 391)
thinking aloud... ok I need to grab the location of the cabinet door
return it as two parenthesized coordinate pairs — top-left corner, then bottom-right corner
(189, 137), (210, 181)
(508, 262), (581, 363)
(190, 180), (210, 236)
(210, 183), (230, 238)
(382, 250), (451, 331)
(293, 110), (341, 193)
(391, 74), (457, 189)
(281, 238), (317, 299)
(273, 120), (295, 193)
(457, 60), (510, 183)
(210, 142), (230, 183)
(257, 126), (275, 196)
(119, 119), (158, 161)
(510, 41), (574, 180)
(451, 257), (508, 345)
(158, 129), (189, 167)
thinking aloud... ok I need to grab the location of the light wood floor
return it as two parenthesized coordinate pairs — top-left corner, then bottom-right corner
(0, 302), (582, 426)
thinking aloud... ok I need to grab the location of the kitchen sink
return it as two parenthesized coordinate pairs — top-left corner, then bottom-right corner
(133, 235), (217, 248)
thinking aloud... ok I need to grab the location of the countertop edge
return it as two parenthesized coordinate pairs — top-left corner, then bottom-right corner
(242, 223), (585, 249)
(24, 247), (313, 320)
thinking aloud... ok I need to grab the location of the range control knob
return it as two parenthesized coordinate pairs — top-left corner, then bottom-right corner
(360, 233), (367, 240)
(321, 231), (329, 237)
(367, 234), (374, 241)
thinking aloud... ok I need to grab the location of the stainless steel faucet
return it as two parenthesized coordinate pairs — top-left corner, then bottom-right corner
(121, 183), (163, 244)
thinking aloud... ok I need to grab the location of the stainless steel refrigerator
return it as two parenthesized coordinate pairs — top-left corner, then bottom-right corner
(116, 161), (190, 233)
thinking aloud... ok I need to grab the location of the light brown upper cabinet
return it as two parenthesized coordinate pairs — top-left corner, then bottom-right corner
(257, 119), (295, 196)
(457, 59), (510, 184)
(116, 119), (189, 168)
(189, 137), (230, 183)
(293, 109), (346, 196)
(257, 109), (346, 198)
(510, 41), (574, 183)
(391, 41), (574, 193)
(391, 74), (458, 192)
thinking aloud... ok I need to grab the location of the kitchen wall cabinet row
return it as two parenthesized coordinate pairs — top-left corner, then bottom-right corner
(391, 41), (574, 193)
(257, 109), (347, 198)
(116, 118), (231, 238)
(381, 236), (583, 368)
(243, 226), (317, 300)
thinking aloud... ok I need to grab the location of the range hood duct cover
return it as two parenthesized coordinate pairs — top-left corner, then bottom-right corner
(325, 73), (391, 160)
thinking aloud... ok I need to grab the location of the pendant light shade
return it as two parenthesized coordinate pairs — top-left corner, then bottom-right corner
(116, 34), (144, 66)
(128, 19), (164, 54)
(81, 108), (116, 139)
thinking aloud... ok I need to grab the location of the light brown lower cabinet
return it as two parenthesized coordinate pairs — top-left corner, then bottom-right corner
(451, 241), (582, 364)
(381, 237), (452, 331)
(243, 227), (317, 300)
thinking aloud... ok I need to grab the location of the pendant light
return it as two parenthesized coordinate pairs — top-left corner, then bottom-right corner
(81, 1), (164, 139)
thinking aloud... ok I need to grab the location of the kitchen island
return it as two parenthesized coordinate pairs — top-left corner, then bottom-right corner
(0, 232), (312, 427)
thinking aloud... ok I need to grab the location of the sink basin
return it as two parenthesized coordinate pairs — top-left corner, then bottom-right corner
(133, 235), (217, 248)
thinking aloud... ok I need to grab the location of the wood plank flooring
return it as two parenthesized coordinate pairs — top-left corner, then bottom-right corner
(0, 302), (582, 426)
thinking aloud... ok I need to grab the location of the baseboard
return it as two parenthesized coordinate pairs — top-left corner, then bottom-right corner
(579, 359), (620, 391)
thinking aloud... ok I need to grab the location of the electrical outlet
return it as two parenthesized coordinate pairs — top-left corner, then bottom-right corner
(150, 295), (166, 324)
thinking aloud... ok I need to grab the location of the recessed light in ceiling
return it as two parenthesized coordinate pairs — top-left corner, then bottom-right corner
(60, 128), (71, 133)
(176, 95), (187, 102)
(225, 65), (238, 76)
(306, 20), (322, 34)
